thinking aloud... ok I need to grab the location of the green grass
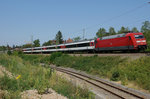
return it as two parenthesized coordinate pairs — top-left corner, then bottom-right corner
(115, 57), (150, 91)
(52, 54), (126, 78)
(19, 54), (50, 65)
(0, 54), (94, 99)
(0, 54), (51, 98)
(49, 72), (94, 99)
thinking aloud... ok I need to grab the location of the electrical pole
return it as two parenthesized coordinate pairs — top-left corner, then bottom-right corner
(83, 28), (85, 40)
(31, 35), (33, 45)
(31, 35), (33, 54)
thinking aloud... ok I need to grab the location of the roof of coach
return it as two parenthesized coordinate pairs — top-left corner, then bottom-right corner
(23, 39), (94, 49)
(101, 33), (126, 40)
(99, 32), (144, 40)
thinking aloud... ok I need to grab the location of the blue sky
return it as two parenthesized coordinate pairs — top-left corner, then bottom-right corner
(0, 0), (150, 46)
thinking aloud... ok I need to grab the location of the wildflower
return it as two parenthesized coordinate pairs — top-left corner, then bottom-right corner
(16, 75), (21, 80)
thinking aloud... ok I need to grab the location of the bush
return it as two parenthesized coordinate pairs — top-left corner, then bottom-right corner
(7, 50), (12, 55)
(50, 52), (63, 62)
(53, 55), (125, 77)
(110, 71), (120, 81)
(116, 57), (150, 91)
(49, 72), (94, 99)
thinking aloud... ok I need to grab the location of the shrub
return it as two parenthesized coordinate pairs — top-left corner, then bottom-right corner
(7, 50), (12, 55)
(12, 51), (23, 56)
(110, 71), (120, 81)
(49, 52), (63, 62)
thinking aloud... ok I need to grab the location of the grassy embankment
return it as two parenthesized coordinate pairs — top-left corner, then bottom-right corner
(20, 52), (150, 92)
(0, 54), (94, 99)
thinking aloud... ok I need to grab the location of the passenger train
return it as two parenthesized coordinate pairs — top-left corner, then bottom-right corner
(23, 32), (147, 53)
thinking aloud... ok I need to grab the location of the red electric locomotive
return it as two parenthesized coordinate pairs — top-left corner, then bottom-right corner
(95, 32), (147, 52)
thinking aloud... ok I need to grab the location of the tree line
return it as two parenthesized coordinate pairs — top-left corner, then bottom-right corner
(96, 21), (150, 38)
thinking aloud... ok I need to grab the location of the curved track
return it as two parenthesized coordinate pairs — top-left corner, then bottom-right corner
(50, 66), (150, 99)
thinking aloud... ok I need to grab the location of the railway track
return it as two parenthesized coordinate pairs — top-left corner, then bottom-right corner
(50, 65), (150, 99)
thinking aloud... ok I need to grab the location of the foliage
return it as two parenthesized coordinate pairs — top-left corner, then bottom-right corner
(12, 50), (23, 56)
(0, 46), (7, 51)
(51, 54), (125, 77)
(0, 54), (51, 98)
(22, 43), (32, 48)
(50, 52), (63, 62)
(42, 40), (52, 46)
(7, 50), (12, 55)
(96, 28), (106, 37)
(33, 39), (40, 47)
(19, 54), (49, 65)
(142, 21), (150, 51)
(131, 27), (139, 33)
(115, 57), (150, 91)
(55, 31), (63, 44)
(110, 71), (120, 81)
(49, 72), (94, 99)
(118, 26), (129, 34)
(109, 27), (116, 35)
(73, 36), (81, 42)
(141, 21), (150, 33)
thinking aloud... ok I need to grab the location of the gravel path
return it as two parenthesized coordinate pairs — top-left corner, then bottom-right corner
(21, 89), (67, 99)
(0, 65), (13, 78)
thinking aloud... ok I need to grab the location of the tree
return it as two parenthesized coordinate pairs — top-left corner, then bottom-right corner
(0, 46), (7, 51)
(141, 21), (150, 33)
(96, 28), (106, 37)
(42, 40), (52, 46)
(33, 39), (40, 47)
(22, 44), (32, 48)
(55, 31), (63, 44)
(141, 21), (150, 51)
(73, 36), (81, 42)
(109, 27), (116, 35)
(131, 27), (139, 33)
(118, 26), (129, 34)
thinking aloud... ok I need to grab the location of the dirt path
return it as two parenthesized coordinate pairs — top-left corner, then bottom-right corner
(0, 65), (13, 78)
(21, 89), (67, 99)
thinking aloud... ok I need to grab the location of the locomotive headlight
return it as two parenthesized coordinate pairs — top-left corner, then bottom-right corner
(136, 41), (141, 43)
(142, 40), (146, 42)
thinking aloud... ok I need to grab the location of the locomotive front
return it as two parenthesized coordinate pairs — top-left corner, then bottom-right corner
(133, 33), (147, 51)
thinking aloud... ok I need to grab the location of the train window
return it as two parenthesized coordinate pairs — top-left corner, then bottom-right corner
(47, 47), (55, 49)
(76, 43), (90, 47)
(134, 35), (144, 39)
(57, 46), (61, 49)
(34, 48), (41, 50)
(66, 44), (76, 48)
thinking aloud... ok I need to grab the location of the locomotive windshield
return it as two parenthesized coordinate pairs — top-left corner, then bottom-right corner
(134, 35), (144, 39)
